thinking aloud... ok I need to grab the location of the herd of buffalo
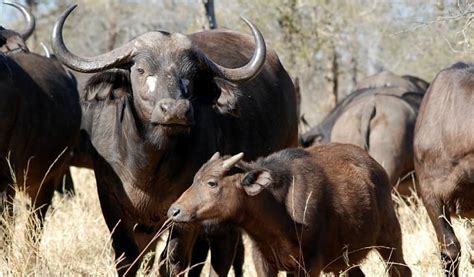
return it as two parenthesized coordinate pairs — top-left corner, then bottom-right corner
(0, 3), (473, 277)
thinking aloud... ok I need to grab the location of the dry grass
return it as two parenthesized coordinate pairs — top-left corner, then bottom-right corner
(0, 167), (473, 276)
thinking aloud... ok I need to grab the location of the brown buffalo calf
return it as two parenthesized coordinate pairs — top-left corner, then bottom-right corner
(169, 144), (411, 276)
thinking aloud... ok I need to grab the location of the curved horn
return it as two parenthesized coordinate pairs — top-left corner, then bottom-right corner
(40, 42), (50, 58)
(4, 2), (36, 41)
(222, 153), (244, 170)
(207, 17), (266, 83)
(51, 5), (135, 73)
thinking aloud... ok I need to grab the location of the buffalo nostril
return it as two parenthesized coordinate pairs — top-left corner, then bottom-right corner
(172, 207), (181, 217)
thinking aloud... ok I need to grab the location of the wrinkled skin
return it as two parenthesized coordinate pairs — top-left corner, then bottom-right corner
(169, 145), (411, 276)
(0, 52), (81, 236)
(300, 71), (428, 194)
(73, 29), (297, 275)
(414, 62), (474, 276)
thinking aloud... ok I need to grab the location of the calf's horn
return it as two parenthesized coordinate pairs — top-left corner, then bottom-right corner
(222, 153), (244, 170)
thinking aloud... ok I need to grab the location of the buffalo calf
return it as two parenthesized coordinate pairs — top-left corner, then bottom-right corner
(169, 144), (411, 276)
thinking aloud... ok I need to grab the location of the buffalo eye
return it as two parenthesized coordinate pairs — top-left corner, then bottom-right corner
(180, 78), (190, 97)
(137, 68), (145, 75)
(207, 181), (218, 188)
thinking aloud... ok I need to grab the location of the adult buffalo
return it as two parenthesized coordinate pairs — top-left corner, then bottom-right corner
(1, 3), (79, 196)
(414, 62), (474, 276)
(300, 71), (428, 194)
(51, 5), (298, 276)
(0, 51), (81, 233)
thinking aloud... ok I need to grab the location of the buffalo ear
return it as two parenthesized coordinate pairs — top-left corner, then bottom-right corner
(84, 69), (131, 102)
(241, 170), (272, 196)
(213, 78), (240, 116)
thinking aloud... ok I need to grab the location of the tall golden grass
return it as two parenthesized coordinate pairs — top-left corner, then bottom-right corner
(0, 167), (472, 276)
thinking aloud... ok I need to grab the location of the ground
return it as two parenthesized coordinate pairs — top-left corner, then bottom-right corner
(0, 167), (473, 276)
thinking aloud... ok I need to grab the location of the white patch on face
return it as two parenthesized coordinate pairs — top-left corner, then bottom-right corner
(146, 76), (158, 94)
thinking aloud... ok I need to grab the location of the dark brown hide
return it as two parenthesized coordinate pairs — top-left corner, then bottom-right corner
(0, 52), (80, 230)
(414, 62), (474, 276)
(170, 144), (411, 276)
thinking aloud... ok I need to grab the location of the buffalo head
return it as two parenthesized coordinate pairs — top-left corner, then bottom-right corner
(52, 5), (266, 148)
(0, 2), (35, 53)
(169, 152), (248, 224)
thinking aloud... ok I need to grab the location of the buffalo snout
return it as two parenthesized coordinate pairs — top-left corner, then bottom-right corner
(168, 203), (193, 223)
(151, 98), (194, 126)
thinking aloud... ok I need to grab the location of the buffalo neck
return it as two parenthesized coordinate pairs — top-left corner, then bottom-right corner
(238, 187), (305, 270)
(130, 125), (219, 193)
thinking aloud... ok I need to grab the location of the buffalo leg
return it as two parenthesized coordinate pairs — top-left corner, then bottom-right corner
(419, 179), (460, 276)
(25, 181), (55, 245)
(233, 233), (245, 277)
(93, 154), (144, 276)
(208, 227), (243, 277)
(159, 225), (200, 276)
(376, 200), (411, 277)
(188, 234), (209, 277)
(97, 199), (139, 275)
(134, 234), (157, 274)
(251, 239), (278, 276)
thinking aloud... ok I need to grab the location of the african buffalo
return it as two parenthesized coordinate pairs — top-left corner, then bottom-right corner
(414, 62), (474, 276)
(0, 51), (81, 234)
(1, 2), (80, 197)
(51, 5), (298, 276)
(300, 71), (428, 194)
(169, 144), (411, 276)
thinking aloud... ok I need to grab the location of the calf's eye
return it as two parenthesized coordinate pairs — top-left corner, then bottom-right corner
(137, 68), (145, 75)
(207, 181), (218, 188)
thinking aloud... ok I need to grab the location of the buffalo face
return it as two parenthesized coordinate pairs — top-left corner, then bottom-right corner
(168, 152), (246, 224)
(126, 34), (204, 144)
(52, 5), (266, 149)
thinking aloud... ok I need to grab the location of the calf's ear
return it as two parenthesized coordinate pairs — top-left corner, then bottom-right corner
(241, 170), (272, 196)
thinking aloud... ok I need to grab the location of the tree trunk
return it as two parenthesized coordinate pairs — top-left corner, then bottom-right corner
(324, 42), (338, 110)
(200, 0), (217, 30)
(350, 54), (357, 89)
